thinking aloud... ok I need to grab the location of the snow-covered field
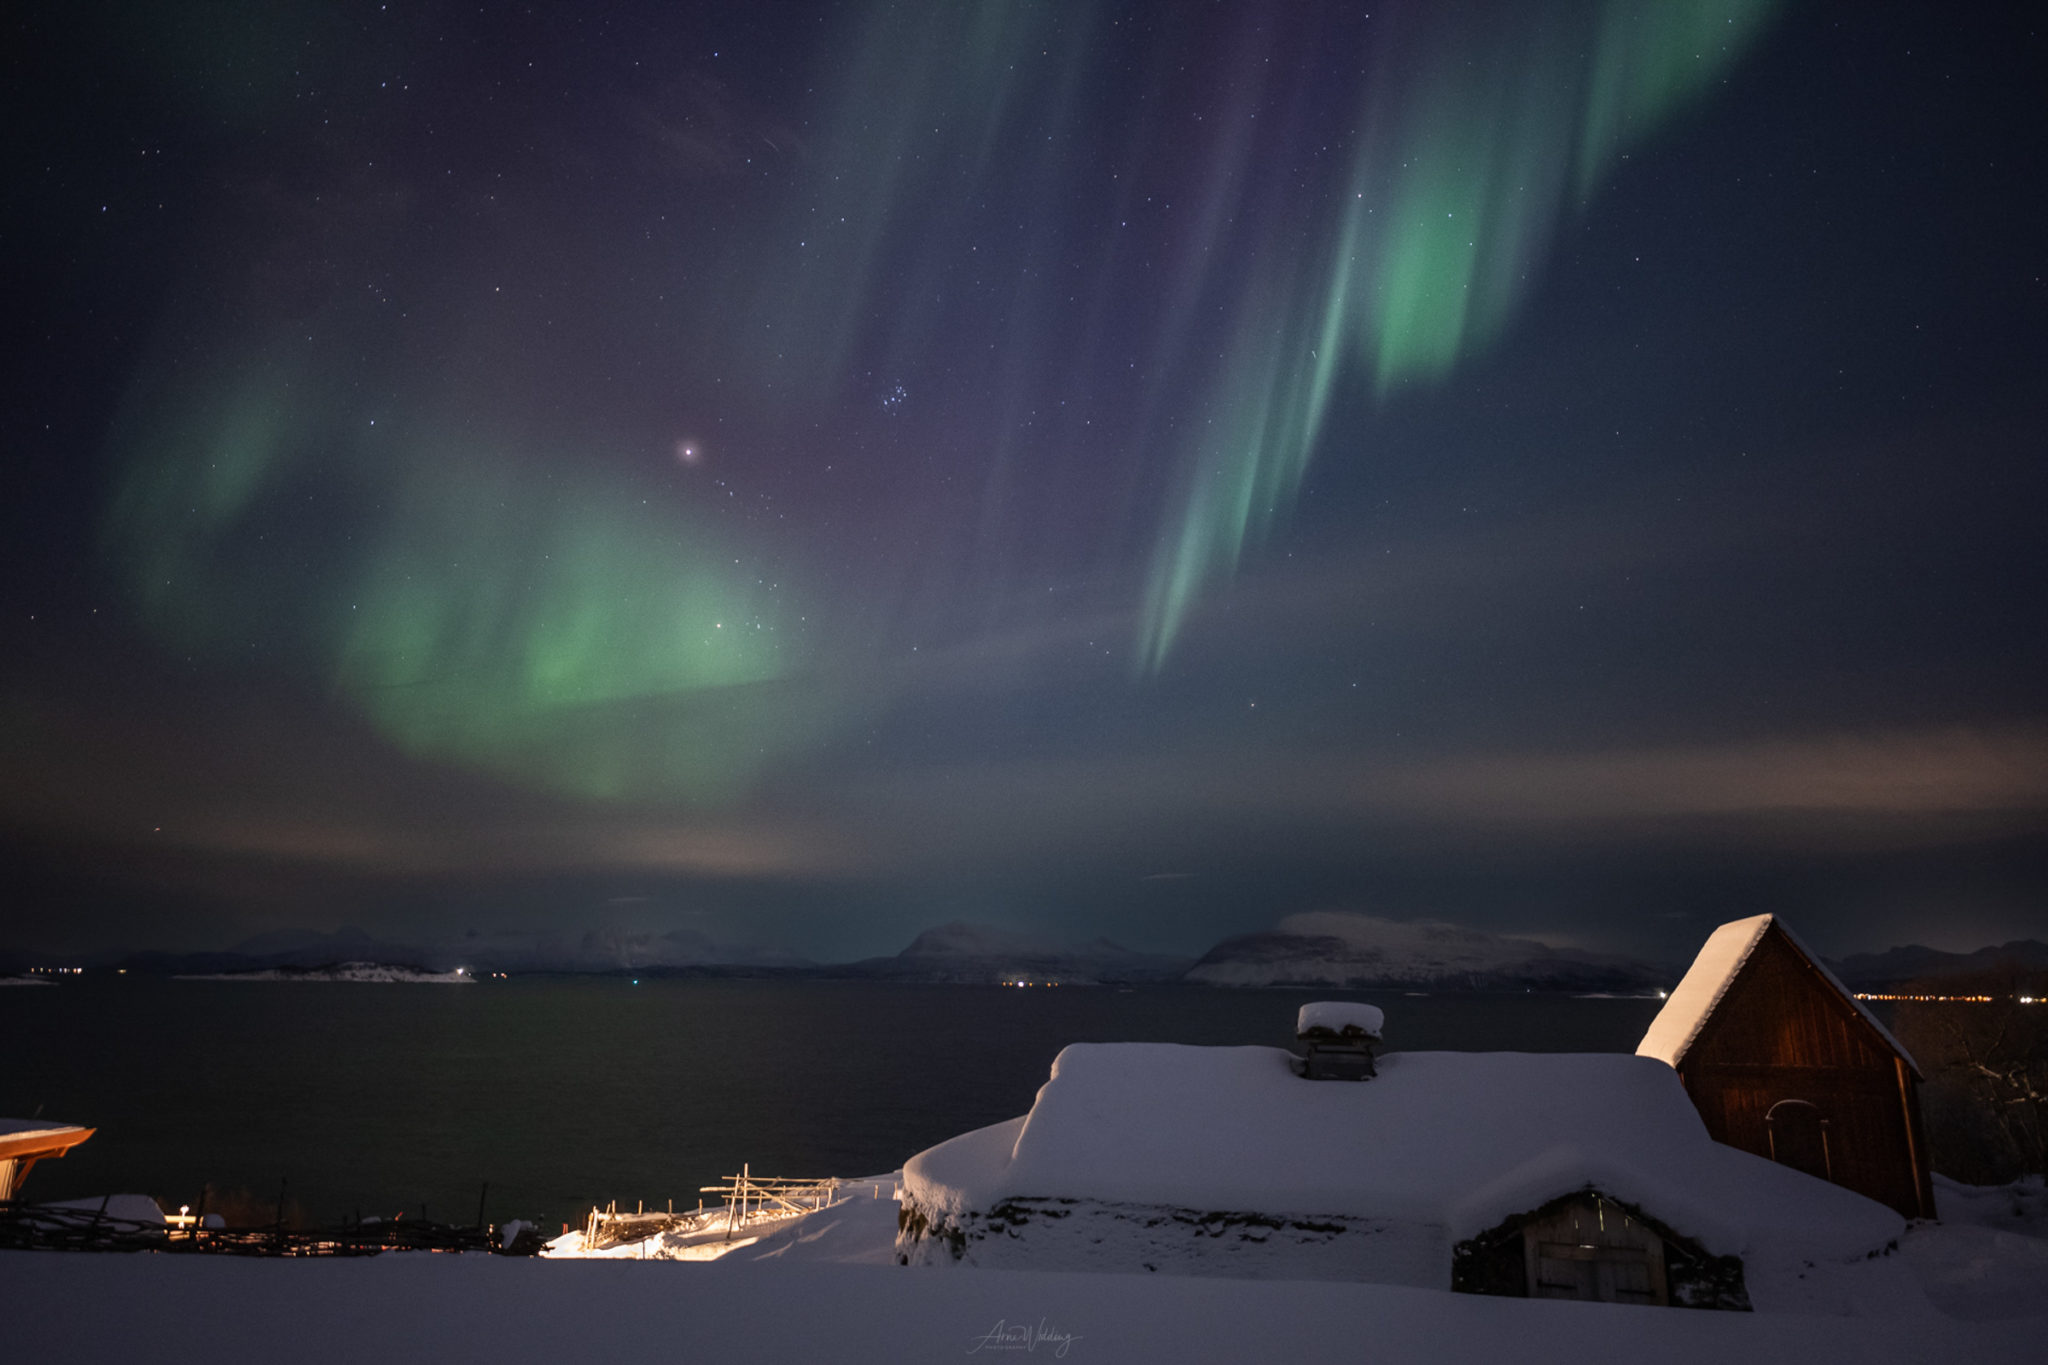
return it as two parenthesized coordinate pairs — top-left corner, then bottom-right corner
(5, 1221), (2043, 1365)
(6, 1172), (2045, 1362)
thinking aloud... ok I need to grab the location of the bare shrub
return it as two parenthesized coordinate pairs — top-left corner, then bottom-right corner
(1894, 990), (2048, 1186)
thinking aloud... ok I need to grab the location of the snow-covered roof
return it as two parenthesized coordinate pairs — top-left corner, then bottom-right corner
(0, 1120), (92, 1143)
(903, 1043), (1901, 1260)
(43, 1194), (164, 1225)
(1297, 1002), (1383, 1038)
(1636, 914), (1918, 1076)
(0, 1120), (94, 1162)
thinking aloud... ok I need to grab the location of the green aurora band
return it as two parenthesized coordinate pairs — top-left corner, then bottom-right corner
(102, 344), (814, 805)
(1137, 0), (1780, 669)
(96, 0), (1781, 803)
(738, 0), (1780, 671)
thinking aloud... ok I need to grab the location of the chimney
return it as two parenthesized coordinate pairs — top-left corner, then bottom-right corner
(1295, 1001), (1383, 1080)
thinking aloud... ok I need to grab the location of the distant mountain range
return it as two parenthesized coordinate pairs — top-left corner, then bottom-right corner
(827, 921), (1191, 985)
(1824, 940), (2048, 991)
(9, 915), (2043, 994)
(1184, 912), (1669, 992)
(38, 924), (811, 978)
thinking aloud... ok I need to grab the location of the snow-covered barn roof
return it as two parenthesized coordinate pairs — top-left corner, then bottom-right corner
(903, 1043), (1900, 1260)
(1636, 914), (1918, 1076)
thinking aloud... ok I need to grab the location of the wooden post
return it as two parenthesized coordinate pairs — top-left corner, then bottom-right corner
(1897, 1056), (1935, 1219)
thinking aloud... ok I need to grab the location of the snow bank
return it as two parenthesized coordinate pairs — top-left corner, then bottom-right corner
(1298, 1001), (1384, 1037)
(1893, 1175), (2048, 1321)
(902, 1044), (1901, 1269)
(899, 1117), (1025, 1220)
(6, 1245), (2042, 1364)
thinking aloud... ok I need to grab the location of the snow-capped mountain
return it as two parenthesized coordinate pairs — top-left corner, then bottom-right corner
(843, 920), (1192, 984)
(173, 962), (474, 984)
(1184, 912), (1667, 992)
(441, 925), (811, 973)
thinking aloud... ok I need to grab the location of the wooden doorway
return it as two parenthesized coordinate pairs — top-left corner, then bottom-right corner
(1765, 1098), (1832, 1181)
(1522, 1195), (1668, 1306)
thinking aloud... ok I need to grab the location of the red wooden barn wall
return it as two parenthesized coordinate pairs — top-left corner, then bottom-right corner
(1676, 925), (1934, 1219)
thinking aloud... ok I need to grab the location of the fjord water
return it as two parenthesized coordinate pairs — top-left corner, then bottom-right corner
(4, 978), (1664, 1231)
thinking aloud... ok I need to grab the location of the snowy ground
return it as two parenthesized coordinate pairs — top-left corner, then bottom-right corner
(1898, 1176), (2048, 1322)
(5, 1236), (2042, 1365)
(7, 1175), (2044, 1362)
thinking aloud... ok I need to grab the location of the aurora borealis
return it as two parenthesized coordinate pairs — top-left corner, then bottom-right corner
(4, 0), (2045, 962)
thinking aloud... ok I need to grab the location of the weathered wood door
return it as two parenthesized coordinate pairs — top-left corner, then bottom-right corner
(1522, 1196), (1668, 1306)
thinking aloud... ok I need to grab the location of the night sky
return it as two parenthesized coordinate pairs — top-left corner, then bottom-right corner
(4, 0), (2044, 963)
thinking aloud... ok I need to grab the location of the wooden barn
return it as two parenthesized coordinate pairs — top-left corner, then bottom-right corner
(1638, 914), (1935, 1220)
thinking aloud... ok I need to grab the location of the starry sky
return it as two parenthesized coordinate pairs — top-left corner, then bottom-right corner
(4, 0), (2044, 962)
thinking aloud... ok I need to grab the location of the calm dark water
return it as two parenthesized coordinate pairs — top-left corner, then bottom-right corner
(3, 978), (1665, 1231)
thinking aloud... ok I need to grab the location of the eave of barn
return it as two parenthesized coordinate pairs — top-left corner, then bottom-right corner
(1685, 926), (1900, 1074)
(1640, 914), (1919, 1079)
